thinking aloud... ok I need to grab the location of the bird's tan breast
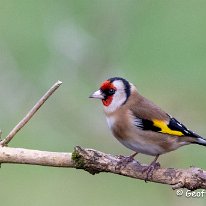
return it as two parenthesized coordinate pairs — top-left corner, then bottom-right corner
(105, 108), (134, 141)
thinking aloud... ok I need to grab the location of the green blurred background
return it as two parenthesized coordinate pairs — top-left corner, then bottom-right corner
(0, 0), (206, 205)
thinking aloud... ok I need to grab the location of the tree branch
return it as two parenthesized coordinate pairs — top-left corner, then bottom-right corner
(0, 146), (205, 191)
(0, 147), (73, 167)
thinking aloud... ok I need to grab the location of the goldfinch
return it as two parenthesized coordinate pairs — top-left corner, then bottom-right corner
(90, 77), (206, 178)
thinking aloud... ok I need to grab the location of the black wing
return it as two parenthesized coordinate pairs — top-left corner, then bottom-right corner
(168, 117), (201, 138)
(134, 116), (201, 138)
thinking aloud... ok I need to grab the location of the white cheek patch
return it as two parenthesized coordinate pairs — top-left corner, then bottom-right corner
(104, 94), (125, 113)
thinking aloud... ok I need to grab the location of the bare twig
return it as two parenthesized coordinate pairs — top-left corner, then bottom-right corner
(0, 80), (62, 146)
(0, 147), (73, 167)
(0, 146), (205, 191)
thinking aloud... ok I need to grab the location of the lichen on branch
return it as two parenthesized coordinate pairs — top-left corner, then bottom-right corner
(71, 146), (206, 190)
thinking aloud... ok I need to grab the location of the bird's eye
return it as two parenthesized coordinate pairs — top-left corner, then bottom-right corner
(108, 88), (115, 95)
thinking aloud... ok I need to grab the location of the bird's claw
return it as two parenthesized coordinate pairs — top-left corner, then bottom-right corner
(116, 155), (140, 167)
(142, 162), (160, 182)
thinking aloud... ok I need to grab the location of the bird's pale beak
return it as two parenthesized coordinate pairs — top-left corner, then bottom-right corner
(89, 90), (105, 99)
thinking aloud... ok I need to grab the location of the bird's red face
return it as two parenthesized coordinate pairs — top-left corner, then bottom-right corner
(100, 80), (116, 106)
(89, 80), (117, 107)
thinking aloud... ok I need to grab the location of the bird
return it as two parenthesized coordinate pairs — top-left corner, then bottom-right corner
(89, 77), (206, 179)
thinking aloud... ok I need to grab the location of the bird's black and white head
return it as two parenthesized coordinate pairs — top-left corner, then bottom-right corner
(90, 77), (132, 113)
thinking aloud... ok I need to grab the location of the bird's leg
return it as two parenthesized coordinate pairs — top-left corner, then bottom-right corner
(116, 152), (140, 167)
(130, 151), (138, 158)
(142, 154), (160, 182)
(117, 151), (138, 162)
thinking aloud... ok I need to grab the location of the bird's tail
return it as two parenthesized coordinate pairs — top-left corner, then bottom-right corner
(181, 134), (206, 146)
(185, 130), (206, 146)
(195, 137), (206, 146)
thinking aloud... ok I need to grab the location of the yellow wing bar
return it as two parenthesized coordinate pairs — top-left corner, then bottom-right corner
(153, 119), (184, 136)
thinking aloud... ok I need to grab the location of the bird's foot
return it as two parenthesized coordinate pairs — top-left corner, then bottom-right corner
(141, 155), (160, 182)
(116, 152), (140, 167)
(142, 161), (160, 182)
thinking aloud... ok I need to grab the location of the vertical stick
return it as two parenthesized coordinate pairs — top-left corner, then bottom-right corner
(0, 80), (62, 146)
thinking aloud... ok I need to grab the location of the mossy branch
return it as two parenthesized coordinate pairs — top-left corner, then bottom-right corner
(0, 146), (206, 191)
